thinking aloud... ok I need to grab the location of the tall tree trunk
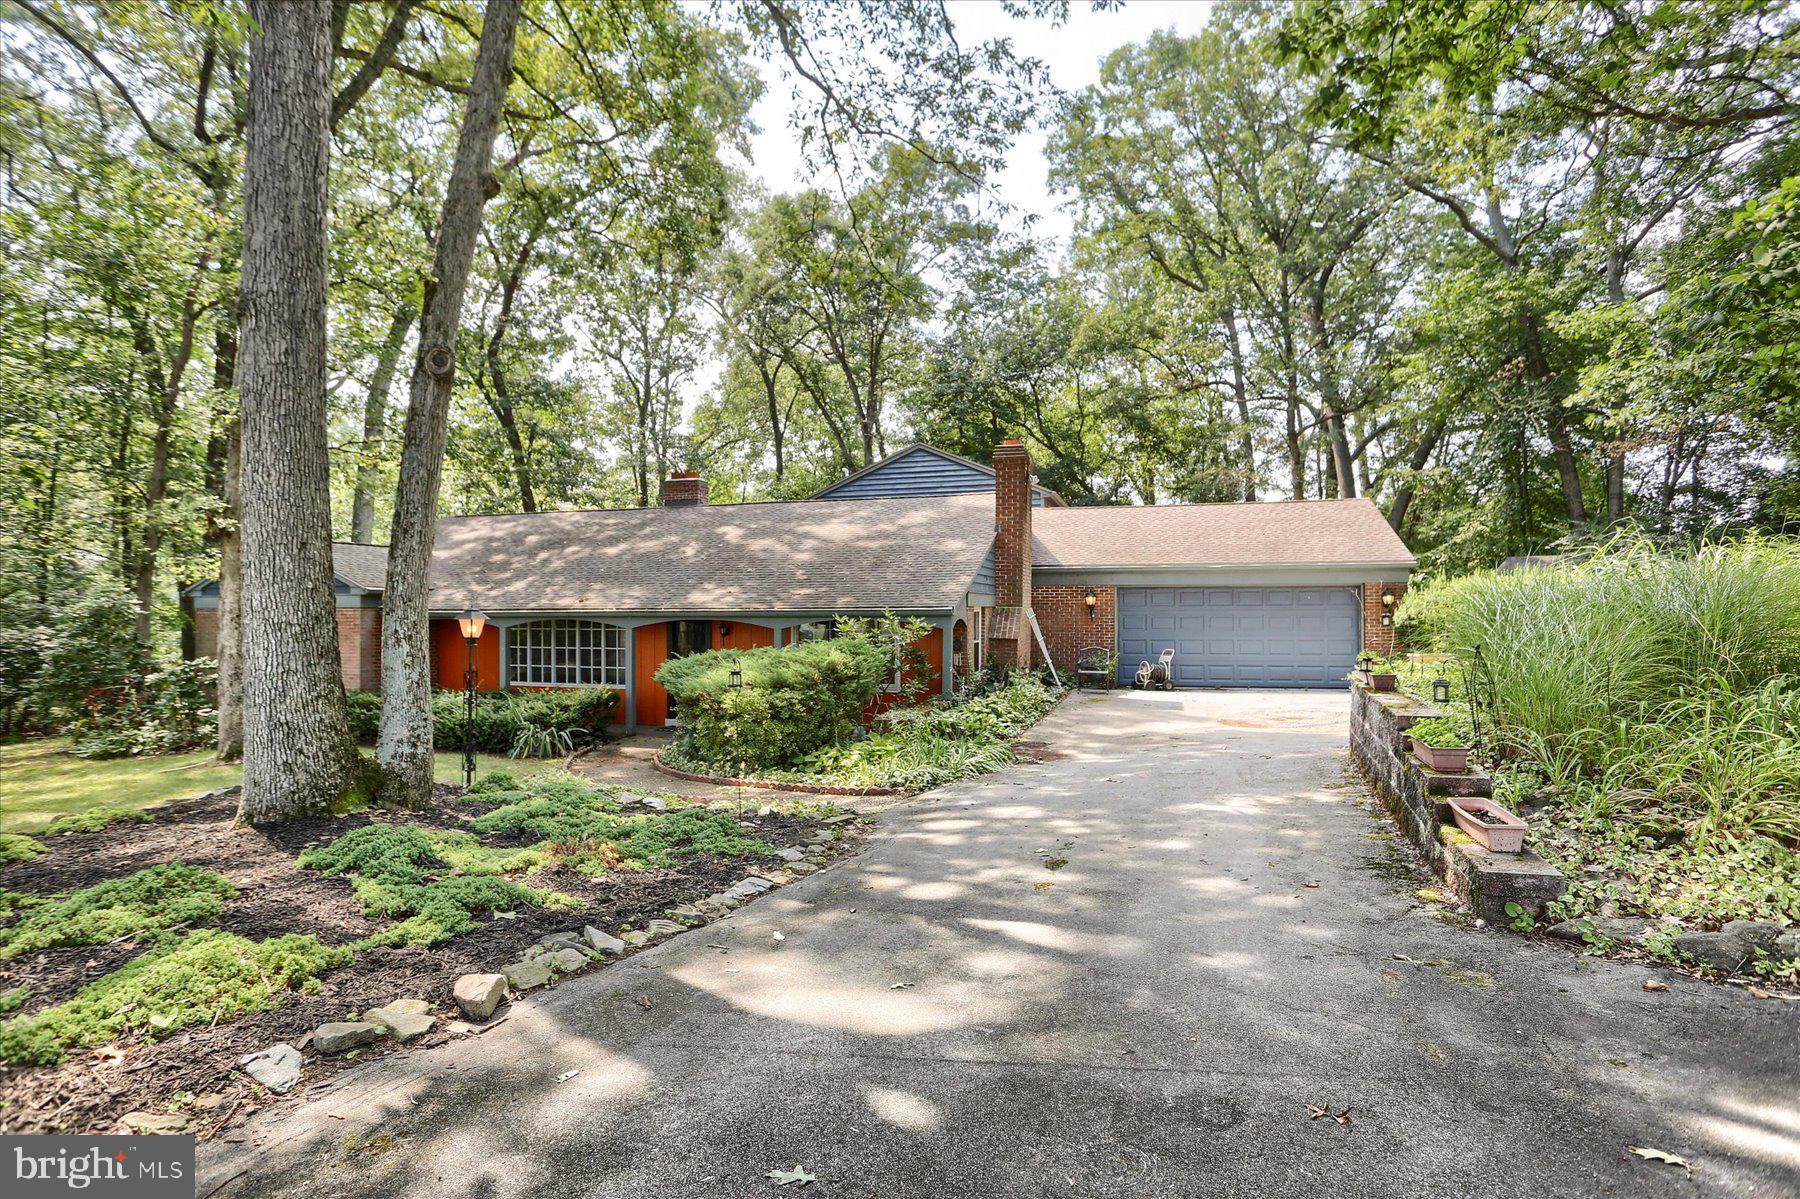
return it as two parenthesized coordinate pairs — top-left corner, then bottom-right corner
(237, 0), (361, 822)
(211, 315), (244, 762)
(351, 305), (415, 542)
(377, 0), (520, 805)
(1222, 306), (1255, 501)
(1386, 421), (1444, 534)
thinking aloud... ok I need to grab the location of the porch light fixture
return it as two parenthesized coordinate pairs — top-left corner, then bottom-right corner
(1432, 676), (1451, 704)
(1380, 591), (1396, 607)
(1083, 588), (1099, 615)
(720, 623), (733, 637)
(728, 667), (743, 690)
(457, 607), (488, 789)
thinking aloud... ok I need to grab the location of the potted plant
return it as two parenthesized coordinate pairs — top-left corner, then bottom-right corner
(1408, 716), (1472, 773)
(1447, 797), (1529, 853)
(1352, 655), (1397, 692)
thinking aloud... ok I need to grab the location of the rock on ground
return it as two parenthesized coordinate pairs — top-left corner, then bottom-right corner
(582, 927), (626, 954)
(238, 1044), (304, 1094)
(313, 1022), (383, 1055)
(452, 974), (509, 1021)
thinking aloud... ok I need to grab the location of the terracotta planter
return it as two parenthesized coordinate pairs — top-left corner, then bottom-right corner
(1447, 797), (1529, 853)
(1357, 670), (1398, 692)
(1410, 738), (1471, 773)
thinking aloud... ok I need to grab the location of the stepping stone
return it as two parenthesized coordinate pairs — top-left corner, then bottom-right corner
(645, 919), (686, 938)
(452, 974), (508, 1021)
(503, 960), (553, 991)
(238, 1044), (303, 1094)
(583, 926), (626, 954)
(776, 848), (806, 862)
(313, 1022), (383, 1054)
(364, 1003), (435, 1043)
(761, 870), (795, 886)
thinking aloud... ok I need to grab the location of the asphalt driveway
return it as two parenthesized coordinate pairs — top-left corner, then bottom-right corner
(200, 690), (1798, 1198)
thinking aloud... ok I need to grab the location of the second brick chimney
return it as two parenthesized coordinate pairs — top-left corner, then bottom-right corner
(988, 439), (1034, 671)
(659, 471), (709, 507)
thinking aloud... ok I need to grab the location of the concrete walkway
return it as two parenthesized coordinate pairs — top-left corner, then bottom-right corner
(200, 691), (1796, 1198)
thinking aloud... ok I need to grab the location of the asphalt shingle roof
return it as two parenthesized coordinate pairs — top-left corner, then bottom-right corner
(413, 492), (997, 614)
(1031, 498), (1415, 569)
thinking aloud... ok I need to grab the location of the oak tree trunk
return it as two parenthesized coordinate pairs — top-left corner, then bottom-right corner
(237, 0), (361, 822)
(377, 0), (520, 805)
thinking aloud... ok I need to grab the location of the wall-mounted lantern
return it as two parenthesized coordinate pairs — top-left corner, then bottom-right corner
(1083, 588), (1099, 619)
(719, 623), (733, 638)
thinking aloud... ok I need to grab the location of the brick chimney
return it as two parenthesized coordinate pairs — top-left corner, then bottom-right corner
(659, 471), (709, 507)
(988, 439), (1034, 671)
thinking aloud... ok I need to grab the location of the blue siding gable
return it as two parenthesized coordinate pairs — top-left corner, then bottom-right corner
(814, 445), (1048, 505)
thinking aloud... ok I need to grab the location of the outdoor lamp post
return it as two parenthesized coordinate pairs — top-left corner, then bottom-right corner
(1432, 676), (1451, 704)
(457, 607), (488, 788)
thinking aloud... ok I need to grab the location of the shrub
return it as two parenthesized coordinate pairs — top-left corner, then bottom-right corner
(43, 806), (154, 836)
(0, 834), (45, 865)
(657, 638), (889, 769)
(1406, 717), (1469, 749)
(297, 823), (578, 945)
(66, 658), (218, 758)
(346, 689), (619, 755)
(469, 781), (772, 871)
(0, 864), (236, 958)
(0, 930), (351, 1065)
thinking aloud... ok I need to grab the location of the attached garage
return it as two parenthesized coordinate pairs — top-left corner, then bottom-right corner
(1114, 586), (1361, 688)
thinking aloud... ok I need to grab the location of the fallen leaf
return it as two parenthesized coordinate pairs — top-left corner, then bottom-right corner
(494, 911), (518, 920)
(1746, 985), (1775, 999)
(635, 995), (652, 1010)
(890, 982), (913, 990)
(553, 1070), (579, 1084)
(1303, 881), (1321, 889)
(767, 1164), (816, 1186)
(772, 930), (785, 942)
(1642, 979), (1669, 992)
(1628, 1146), (1688, 1169)
(1306, 1105), (1329, 1120)
(1033, 881), (1054, 891)
(1333, 1108), (1352, 1126)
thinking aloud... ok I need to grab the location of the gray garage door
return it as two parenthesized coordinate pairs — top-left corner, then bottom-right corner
(1115, 587), (1361, 688)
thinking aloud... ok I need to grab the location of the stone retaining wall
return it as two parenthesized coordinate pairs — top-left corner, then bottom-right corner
(1349, 684), (1565, 923)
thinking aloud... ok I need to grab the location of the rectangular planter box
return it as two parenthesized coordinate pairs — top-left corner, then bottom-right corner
(1448, 797), (1529, 853)
(1411, 738), (1471, 773)
(1357, 670), (1397, 692)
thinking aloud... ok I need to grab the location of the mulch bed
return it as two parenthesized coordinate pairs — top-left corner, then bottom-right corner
(0, 785), (858, 1138)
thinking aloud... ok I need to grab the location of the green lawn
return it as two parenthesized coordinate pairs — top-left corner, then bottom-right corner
(0, 740), (563, 833)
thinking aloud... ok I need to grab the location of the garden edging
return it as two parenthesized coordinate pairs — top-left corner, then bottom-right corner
(650, 753), (909, 797)
(1349, 682), (1566, 923)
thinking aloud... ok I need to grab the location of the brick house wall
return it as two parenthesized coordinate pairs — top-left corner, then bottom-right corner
(1362, 581), (1406, 657)
(190, 605), (380, 692)
(1031, 583), (1116, 676)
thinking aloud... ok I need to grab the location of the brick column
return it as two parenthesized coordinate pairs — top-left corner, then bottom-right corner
(1362, 582), (1406, 657)
(659, 472), (709, 506)
(988, 440), (1034, 671)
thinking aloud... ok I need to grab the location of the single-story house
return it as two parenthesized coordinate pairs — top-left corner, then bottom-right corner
(189, 442), (1413, 730)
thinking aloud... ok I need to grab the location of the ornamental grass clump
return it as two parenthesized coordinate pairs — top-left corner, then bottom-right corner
(0, 863), (235, 958)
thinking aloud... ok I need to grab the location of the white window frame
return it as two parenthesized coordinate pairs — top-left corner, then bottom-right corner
(971, 608), (985, 672)
(506, 619), (625, 688)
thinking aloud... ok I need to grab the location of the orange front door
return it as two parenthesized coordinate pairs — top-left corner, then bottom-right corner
(633, 620), (775, 726)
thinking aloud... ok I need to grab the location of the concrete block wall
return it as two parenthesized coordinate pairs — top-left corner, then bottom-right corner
(1349, 683), (1565, 922)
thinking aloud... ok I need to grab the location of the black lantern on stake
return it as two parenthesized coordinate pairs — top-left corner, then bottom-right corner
(1432, 676), (1451, 705)
(457, 607), (488, 788)
(729, 666), (743, 690)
